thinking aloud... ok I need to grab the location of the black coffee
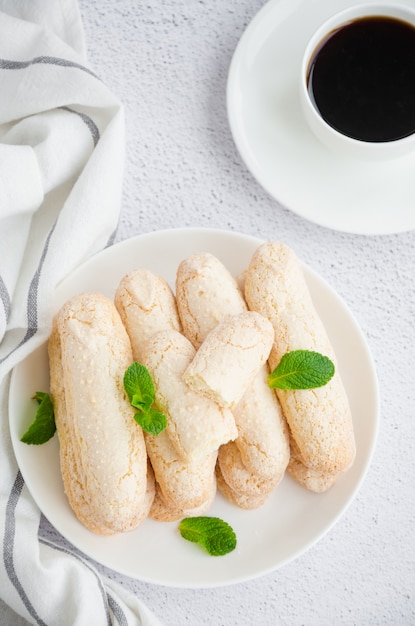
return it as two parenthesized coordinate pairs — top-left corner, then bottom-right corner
(307, 16), (415, 142)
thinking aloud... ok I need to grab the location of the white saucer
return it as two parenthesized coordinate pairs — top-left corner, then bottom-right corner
(227, 0), (415, 235)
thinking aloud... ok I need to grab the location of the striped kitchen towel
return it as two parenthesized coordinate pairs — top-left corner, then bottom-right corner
(0, 2), (162, 625)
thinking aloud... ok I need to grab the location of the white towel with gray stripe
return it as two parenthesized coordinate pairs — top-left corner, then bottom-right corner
(0, 2), (162, 625)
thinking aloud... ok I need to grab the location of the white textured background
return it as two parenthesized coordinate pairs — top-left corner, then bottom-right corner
(34, 0), (415, 624)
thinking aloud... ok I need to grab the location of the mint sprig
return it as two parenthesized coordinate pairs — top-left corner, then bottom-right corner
(124, 362), (167, 435)
(178, 516), (237, 556)
(268, 350), (335, 390)
(20, 391), (56, 445)
(134, 408), (167, 436)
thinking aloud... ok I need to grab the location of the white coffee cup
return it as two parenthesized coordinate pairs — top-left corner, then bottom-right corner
(300, 4), (415, 160)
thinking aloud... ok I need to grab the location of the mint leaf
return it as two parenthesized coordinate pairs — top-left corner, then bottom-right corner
(134, 408), (167, 436)
(131, 392), (154, 412)
(20, 392), (56, 445)
(178, 516), (237, 556)
(268, 350), (335, 390)
(124, 362), (155, 413)
(124, 362), (167, 435)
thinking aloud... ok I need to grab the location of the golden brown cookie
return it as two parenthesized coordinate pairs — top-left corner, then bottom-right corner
(141, 329), (238, 462)
(245, 242), (356, 476)
(49, 292), (151, 535)
(114, 268), (182, 363)
(183, 311), (274, 410)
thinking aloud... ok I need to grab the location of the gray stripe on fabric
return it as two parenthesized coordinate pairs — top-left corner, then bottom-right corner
(59, 106), (100, 147)
(23, 220), (57, 343)
(3, 472), (48, 626)
(39, 538), (113, 626)
(107, 594), (130, 626)
(0, 220), (56, 365)
(0, 274), (11, 322)
(0, 55), (98, 78)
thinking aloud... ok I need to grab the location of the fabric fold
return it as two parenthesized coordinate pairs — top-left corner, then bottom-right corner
(0, 2), (163, 624)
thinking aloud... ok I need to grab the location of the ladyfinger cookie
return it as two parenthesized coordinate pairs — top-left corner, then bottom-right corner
(182, 311), (274, 410)
(287, 436), (339, 493)
(215, 368), (289, 506)
(149, 478), (216, 522)
(231, 365), (290, 482)
(114, 268), (182, 363)
(116, 270), (221, 517)
(48, 292), (151, 535)
(176, 253), (289, 500)
(287, 456), (339, 493)
(216, 465), (271, 510)
(217, 442), (274, 498)
(216, 368), (289, 508)
(245, 242), (356, 475)
(145, 428), (217, 510)
(176, 252), (247, 349)
(141, 329), (238, 461)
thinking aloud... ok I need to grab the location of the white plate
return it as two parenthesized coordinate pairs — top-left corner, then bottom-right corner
(227, 0), (415, 235)
(9, 228), (379, 587)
